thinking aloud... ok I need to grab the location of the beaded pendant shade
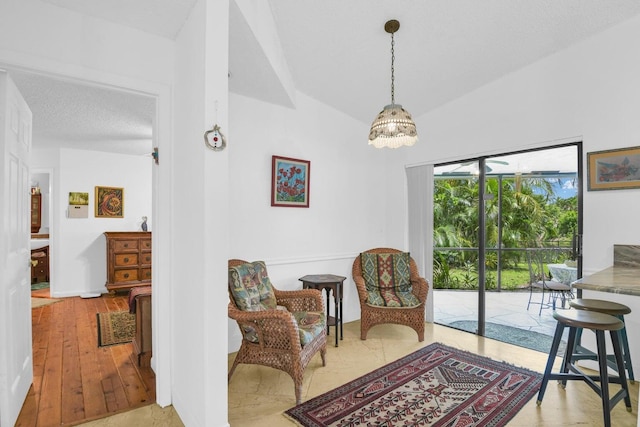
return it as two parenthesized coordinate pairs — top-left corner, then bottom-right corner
(368, 19), (418, 149)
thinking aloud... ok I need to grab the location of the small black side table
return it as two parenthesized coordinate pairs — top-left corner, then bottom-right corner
(299, 274), (346, 347)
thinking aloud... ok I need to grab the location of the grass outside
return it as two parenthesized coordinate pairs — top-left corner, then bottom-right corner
(441, 264), (530, 291)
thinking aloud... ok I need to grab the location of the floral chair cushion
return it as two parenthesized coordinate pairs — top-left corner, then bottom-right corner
(228, 261), (277, 311)
(360, 252), (421, 308)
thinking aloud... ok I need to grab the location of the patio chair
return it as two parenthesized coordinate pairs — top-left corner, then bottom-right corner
(352, 248), (429, 341)
(227, 259), (327, 404)
(526, 249), (574, 315)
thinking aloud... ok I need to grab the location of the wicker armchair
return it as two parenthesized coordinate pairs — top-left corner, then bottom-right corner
(227, 259), (327, 405)
(352, 248), (429, 341)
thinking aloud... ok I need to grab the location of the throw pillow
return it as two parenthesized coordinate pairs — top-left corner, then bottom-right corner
(360, 252), (420, 307)
(228, 261), (277, 311)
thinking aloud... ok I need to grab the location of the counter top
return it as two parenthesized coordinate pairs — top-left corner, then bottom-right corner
(572, 266), (640, 296)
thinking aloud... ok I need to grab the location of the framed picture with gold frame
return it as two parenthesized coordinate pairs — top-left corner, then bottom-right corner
(587, 146), (640, 191)
(95, 186), (124, 217)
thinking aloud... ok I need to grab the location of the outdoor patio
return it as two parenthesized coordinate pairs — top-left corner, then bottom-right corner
(433, 289), (571, 350)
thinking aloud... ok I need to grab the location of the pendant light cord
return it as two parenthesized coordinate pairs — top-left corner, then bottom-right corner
(390, 32), (395, 105)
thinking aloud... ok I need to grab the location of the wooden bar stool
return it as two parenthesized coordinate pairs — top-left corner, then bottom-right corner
(537, 310), (632, 427)
(569, 298), (634, 383)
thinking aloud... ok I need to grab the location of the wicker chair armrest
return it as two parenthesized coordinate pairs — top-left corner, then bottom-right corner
(411, 276), (429, 303)
(228, 303), (302, 350)
(274, 288), (324, 312)
(352, 275), (369, 303)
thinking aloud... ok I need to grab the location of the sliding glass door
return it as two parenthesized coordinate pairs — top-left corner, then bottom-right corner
(432, 144), (582, 347)
(432, 160), (481, 335)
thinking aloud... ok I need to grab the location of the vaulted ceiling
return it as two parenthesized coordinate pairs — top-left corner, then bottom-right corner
(7, 0), (640, 155)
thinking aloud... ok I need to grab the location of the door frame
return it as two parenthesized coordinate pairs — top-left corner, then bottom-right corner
(0, 60), (173, 406)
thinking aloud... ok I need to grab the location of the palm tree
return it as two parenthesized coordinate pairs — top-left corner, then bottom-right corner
(433, 174), (576, 288)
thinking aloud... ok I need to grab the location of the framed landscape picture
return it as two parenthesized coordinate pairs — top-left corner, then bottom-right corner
(587, 146), (640, 191)
(69, 192), (89, 205)
(95, 186), (124, 217)
(271, 155), (310, 207)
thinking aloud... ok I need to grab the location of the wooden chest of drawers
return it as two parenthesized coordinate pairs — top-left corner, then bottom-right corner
(104, 231), (152, 293)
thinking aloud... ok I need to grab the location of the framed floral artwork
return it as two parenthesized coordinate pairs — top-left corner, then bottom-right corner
(271, 155), (310, 207)
(95, 186), (124, 217)
(587, 146), (640, 191)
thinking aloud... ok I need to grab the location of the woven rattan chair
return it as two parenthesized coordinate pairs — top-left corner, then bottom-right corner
(352, 248), (429, 342)
(227, 259), (327, 405)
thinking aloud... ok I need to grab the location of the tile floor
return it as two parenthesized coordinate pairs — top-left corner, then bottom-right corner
(75, 404), (183, 426)
(434, 288), (565, 337)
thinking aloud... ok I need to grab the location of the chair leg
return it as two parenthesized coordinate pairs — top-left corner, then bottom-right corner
(610, 330), (632, 411)
(596, 330), (612, 427)
(559, 325), (578, 388)
(537, 321), (566, 404)
(360, 324), (368, 340)
(293, 371), (304, 405)
(617, 317), (635, 383)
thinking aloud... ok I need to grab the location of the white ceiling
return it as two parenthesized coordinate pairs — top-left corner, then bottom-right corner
(7, 0), (640, 156)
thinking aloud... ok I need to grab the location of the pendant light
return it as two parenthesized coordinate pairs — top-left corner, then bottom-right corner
(368, 19), (418, 149)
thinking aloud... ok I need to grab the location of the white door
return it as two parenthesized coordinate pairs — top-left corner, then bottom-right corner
(0, 70), (33, 427)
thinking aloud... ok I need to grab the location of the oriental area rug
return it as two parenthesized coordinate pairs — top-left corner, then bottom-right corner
(285, 342), (542, 427)
(97, 311), (135, 347)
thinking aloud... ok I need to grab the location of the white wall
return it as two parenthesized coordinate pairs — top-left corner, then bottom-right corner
(389, 14), (640, 376)
(227, 91), (389, 350)
(32, 147), (152, 297)
(170, 0), (230, 425)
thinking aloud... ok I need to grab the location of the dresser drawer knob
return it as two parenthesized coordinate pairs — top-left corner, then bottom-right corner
(124, 273), (129, 279)
(124, 257), (129, 263)
(124, 243), (129, 248)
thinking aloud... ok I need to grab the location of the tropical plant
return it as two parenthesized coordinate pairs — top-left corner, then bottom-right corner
(433, 174), (577, 289)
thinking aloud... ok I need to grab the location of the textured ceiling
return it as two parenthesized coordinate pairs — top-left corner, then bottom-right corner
(9, 0), (640, 155)
(10, 71), (155, 156)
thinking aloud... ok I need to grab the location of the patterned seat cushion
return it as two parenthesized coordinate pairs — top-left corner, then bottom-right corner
(229, 261), (278, 311)
(239, 309), (326, 346)
(360, 252), (421, 308)
(293, 311), (326, 346)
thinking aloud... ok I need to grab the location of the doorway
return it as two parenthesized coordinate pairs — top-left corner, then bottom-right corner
(432, 143), (582, 348)
(8, 68), (158, 424)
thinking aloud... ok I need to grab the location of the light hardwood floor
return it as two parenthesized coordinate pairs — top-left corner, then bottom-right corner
(17, 293), (156, 426)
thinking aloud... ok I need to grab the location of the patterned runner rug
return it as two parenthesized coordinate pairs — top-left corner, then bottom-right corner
(97, 311), (135, 347)
(285, 342), (542, 427)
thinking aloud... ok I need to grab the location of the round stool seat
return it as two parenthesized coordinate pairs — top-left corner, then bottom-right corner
(553, 309), (623, 331)
(570, 299), (631, 316)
